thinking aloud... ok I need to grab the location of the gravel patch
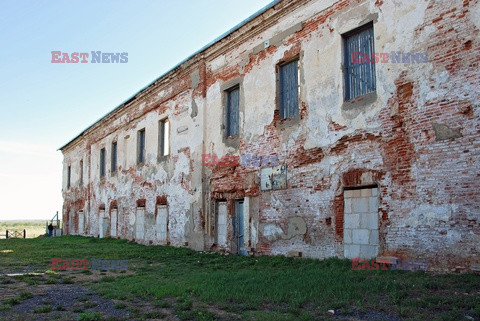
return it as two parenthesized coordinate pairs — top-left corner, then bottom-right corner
(1, 283), (130, 320)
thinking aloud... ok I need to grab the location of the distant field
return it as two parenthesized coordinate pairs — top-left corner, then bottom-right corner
(0, 220), (49, 238)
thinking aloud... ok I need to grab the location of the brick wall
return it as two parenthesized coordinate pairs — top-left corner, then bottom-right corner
(61, 0), (480, 271)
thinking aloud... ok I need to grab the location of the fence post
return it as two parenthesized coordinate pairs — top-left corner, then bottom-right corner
(6, 230), (8, 239)
(23, 229), (26, 239)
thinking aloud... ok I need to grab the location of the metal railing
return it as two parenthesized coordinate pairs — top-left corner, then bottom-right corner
(46, 211), (62, 237)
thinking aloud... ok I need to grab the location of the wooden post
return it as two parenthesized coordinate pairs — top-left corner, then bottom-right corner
(5, 230), (8, 239)
(23, 229), (26, 239)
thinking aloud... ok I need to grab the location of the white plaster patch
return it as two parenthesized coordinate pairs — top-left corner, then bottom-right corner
(262, 224), (284, 241)
(404, 204), (452, 227)
(471, 1), (480, 30)
(418, 67), (450, 106)
(242, 63), (276, 140)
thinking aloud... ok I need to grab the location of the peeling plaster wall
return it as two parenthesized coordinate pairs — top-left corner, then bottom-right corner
(62, 0), (480, 271)
(62, 60), (206, 249)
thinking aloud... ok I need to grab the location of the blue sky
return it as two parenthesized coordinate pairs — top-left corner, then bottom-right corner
(0, 0), (272, 220)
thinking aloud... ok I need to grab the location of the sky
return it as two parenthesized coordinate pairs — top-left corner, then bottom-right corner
(0, 0), (272, 221)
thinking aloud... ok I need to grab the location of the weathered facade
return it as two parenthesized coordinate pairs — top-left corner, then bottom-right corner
(60, 0), (480, 271)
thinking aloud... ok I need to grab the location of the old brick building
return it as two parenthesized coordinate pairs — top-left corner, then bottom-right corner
(60, 0), (480, 271)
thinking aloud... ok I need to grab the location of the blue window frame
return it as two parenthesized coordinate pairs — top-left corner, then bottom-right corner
(137, 129), (145, 164)
(100, 148), (106, 177)
(279, 59), (299, 119)
(226, 86), (239, 137)
(111, 141), (117, 173)
(344, 23), (376, 100)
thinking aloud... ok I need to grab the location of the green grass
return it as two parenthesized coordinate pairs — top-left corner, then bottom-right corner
(3, 297), (20, 306)
(2, 291), (34, 308)
(100, 276), (115, 282)
(154, 299), (170, 308)
(77, 312), (104, 321)
(84, 300), (98, 308)
(0, 236), (479, 320)
(0, 304), (12, 311)
(19, 291), (33, 300)
(33, 304), (53, 313)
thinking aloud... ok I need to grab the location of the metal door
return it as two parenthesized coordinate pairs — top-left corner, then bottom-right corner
(233, 200), (247, 256)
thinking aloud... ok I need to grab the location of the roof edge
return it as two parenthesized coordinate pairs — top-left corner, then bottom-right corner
(58, 0), (280, 152)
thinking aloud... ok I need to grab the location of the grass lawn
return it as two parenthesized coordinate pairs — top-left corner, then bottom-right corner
(0, 236), (479, 320)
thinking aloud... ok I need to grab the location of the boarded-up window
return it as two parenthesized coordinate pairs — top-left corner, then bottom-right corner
(225, 86), (239, 137)
(100, 148), (106, 178)
(216, 202), (227, 247)
(110, 208), (118, 237)
(159, 119), (169, 157)
(78, 210), (84, 234)
(156, 205), (168, 242)
(136, 207), (145, 240)
(344, 23), (376, 100)
(111, 141), (117, 173)
(137, 129), (146, 164)
(279, 59), (299, 119)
